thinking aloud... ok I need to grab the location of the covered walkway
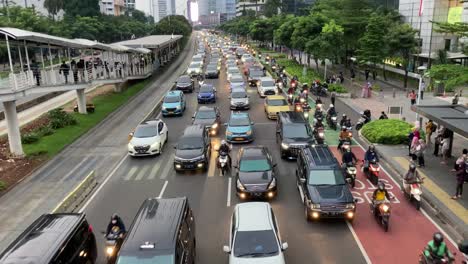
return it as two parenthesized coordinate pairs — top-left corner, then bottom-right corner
(0, 27), (182, 156)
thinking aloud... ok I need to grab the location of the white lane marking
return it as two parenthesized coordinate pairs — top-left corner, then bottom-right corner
(158, 181), (168, 198)
(354, 140), (459, 247)
(79, 154), (128, 212)
(159, 159), (173, 179)
(135, 165), (150, 181)
(148, 160), (161, 180)
(346, 222), (372, 264)
(227, 177), (232, 207)
(124, 166), (138, 181)
(58, 156), (90, 183)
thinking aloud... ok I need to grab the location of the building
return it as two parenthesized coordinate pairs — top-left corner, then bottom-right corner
(125, 0), (136, 9)
(199, 13), (220, 25)
(100, 0), (126, 16)
(133, 0), (189, 22)
(236, 0), (266, 17)
(399, 0), (468, 66)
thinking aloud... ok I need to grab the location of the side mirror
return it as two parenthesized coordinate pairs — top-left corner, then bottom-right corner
(282, 242), (289, 251)
(354, 198), (358, 203)
(233, 165), (238, 169)
(300, 178), (306, 184)
(224, 123), (228, 126)
(251, 122), (255, 125)
(223, 245), (231, 253)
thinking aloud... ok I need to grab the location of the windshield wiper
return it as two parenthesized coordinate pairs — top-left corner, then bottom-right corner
(236, 251), (277, 258)
(312, 184), (335, 186)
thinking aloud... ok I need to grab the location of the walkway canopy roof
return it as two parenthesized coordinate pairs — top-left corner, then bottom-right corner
(412, 104), (468, 137)
(114, 35), (183, 49)
(0, 27), (85, 49)
(73, 38), (116, 51)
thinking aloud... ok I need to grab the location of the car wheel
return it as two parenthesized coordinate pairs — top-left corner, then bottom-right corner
(165, 132), (169, 144)
(304, 200), (311, 222)
(158, 144), (162, 155)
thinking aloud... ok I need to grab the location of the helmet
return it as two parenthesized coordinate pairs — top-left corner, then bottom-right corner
(433, 232), (444, 247)
(346, 148), (351, 152)
(409, 163), (416, 171)
(329, 104), (334, 108)
(221, 140), (226, 145)
(369, 145), (375, 151)
(111, 214), (119, 224)
(342, 127), (347, 131)
(342, 113), (347, 117)
(378, 181), (385, 191)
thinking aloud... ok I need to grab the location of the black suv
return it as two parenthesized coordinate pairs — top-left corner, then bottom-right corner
(276, 111), (315, 159)
(176, 75), (194, 93)
(174, 125), (211, 172)
(0, 213), (97, 263)
(296, 145), (356, 222)
(116, 197), (196, 264)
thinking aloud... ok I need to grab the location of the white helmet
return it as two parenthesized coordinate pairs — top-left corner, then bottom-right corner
(221, 140), (227, 145)
(329, 104), (334, 108)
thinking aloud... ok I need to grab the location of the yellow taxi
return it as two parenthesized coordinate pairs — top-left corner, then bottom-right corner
(264, 95), (291, 119)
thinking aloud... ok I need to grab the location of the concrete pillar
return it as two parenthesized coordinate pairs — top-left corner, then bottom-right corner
(3, 101), (24, 157)
(76, 88), (87, 114)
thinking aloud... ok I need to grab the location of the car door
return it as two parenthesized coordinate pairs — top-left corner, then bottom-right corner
(296, 153), (307, 201)
(157, 121), (166, 145)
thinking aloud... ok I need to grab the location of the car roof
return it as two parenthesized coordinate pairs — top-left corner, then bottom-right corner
(266, 95), (286, 100)
(260, 76), (274, 82)
(231, 112), (249, 119)
(230, 75), (244, 80)
(200, 84), (214, 89)
(138, 120), (160, 128)
(302, 145), (338, 168)
(119, 198), (187, 256)
(178, 75), (191, 81)
(166, 90), (182, 97)
(183, 124), (205, 136)
(0, 213), (84, 264)
(279, 111), (307, 124)
(236, 202), (273, 231)
(231, 87), (246, 93)
(198, 106), (216, 112)
(240, 146), (266, 159)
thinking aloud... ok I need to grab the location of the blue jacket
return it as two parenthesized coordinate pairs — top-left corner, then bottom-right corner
(365, 150), (379, 162)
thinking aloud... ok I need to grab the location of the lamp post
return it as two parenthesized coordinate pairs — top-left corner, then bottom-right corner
(416, 65), (427, 128)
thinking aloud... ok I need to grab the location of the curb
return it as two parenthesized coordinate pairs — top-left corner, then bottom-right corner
(357, 130), (467, 241)
(52, 170), (98, 213)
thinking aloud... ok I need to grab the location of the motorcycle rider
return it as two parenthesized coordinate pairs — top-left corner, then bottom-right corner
(327, 104), (336, 116)
(338, 127), (352, 150)
(371, 181), (393, 215)
(364, 145), (379, 171)
(314, 117), (325, 130)
(423, 232), (454, 262)
(106, 214), (126, 237)
(342, 148), (358, 169)
(340, 114), (348, 127)
(315, 97), (323, 109)
(403, 162), (422, 193)
(219, 140), (232, 168)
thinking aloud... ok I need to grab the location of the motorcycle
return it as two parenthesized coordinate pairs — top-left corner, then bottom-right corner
(364, 159), (380, 185)
(327, 114), (338, 130)
(419, 252), (455, 264)
(294, 102), (303, 113)
(302, 102), (311, 119)
(370, 200), (392, 232)
(103, 229), (125, 262)
(459, 240), (468, 264)
(355, 114), (370, 131)
(218, 151), (230, 176)
(343, 162), (357, 188)
(287, 93), (294, 104)
(314, 126), (325, 144)
(339, 136), (353, 153)
(402, 178), (424, 210)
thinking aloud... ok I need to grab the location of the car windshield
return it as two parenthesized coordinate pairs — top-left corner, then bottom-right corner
(233, 230), (279, 258)
(177, 136), (204, 150)
(190, 62), (201, 68)
(228, 67), (238, 72)
(178, 76), (191, 83)
(267, 99), (287, 106)
(250, 71), (263, 77)
(283, 124), (311, 139)
(239, 159), (270, 172)
(133, 126), (157, 138)
(231, 78), (244, 83)
(232, 91), (247, 98)
(262, 80), (275, 87)
(200, 86), (213, 93)
(192, 57), (202, 62)
(117, 255), (174, 264)
(308, 170), (346, 185)
(164, 96), (180, 103)
(207, 65), (217, 70)
(229, 116), (250, 126)
(196, 110), (216, 119)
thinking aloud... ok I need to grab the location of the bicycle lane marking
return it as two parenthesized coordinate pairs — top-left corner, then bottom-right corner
(330, 146), (463, 264)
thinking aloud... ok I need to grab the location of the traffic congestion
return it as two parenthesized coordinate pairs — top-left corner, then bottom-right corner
(0, 31), (467, 264)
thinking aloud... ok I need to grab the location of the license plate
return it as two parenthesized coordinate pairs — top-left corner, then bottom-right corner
(235, 137), (244, 141)
(254, 192), (262, 196)
(185, 164), (195, 168)
(168, 111), (174, 114)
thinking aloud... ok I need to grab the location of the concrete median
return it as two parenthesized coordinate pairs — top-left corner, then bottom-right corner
(52, 170), (98, 213)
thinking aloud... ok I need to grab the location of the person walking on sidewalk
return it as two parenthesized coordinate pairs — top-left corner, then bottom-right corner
(452, 162), (466, 200)
(433, 126), (445, 157)
(409, 90), (417, 105)
(416, 139), (426, 167)
(420, 80), (426, 100)
(440, 137), (450, 164)
(365, 69), (370, 81)
(59, 61), (70, 84)
(452, 149), (467, 171)
(425, 120), (435, 145)
(350, 68), (355, 81)
(331, 91), (336, 105)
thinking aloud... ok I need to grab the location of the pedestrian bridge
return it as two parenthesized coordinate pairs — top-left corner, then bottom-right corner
(0, 27), (183, 156)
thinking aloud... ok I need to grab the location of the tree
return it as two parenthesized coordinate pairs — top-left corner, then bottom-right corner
(426, 64), (468, 91)
(274, 16), (297, 53)
(43, 0), (63, 20)
(264, 0), (282, 17)
(63, 0), (100, 18)
(249, 19), (274, 44)
(291, 15), (326, 63)
(319, 20), (344, 64)
(388, 23), (418, 88)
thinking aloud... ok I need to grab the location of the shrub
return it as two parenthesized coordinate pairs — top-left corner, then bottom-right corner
(361, 119), (413, 145)
(372, 84), (381, 91)
(21, 132), (40, 144)
(37, 126), (55, 137)
(327, 84), (348, 94)
(48, 108), (77, 129)
(0, 180), (6, 191)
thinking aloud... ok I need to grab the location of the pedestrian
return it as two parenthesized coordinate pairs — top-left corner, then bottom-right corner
(452, 93), (459, 105)
(59, 61), (70, 84)
(451, 162), (465, 200)
(379, 111), (388, 119)
(339, 71), (344, 83)
(440, 137), (450, 164)
(407, 130), (415, 156)
(70, 59), (78, 83)
(420, 80), (426, 100)
(433, 126), (444, 157)
(416, 138), (426, 167)
(331, 91), (336, 106)
(30, 60), (40, 86)
(365, 69), (370, 81)
(410, 139), (420, 161)
(350, 68), (355, 81)
(409, 90), (417, 105)
(425, 120), (435, 145)
(411, 127), (420, 147)
(452, 149), (467, 172)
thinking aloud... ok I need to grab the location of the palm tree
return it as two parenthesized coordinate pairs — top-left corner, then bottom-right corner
(43, 0), (63, 20)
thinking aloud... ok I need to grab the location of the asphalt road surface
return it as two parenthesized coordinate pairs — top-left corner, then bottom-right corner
(80, 38), (368, 263)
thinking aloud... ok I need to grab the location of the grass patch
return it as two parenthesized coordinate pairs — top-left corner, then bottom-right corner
(327, 84), (348, 94)
(276, 58), (322, 84)
(24, 80), (150, 157)
(361, 119), (424, 145)
(0, 180), (6, 191)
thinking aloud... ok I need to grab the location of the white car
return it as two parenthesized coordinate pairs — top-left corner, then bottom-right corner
(187, 62), (203, 76)
(241, 54), (253, 63)
(230, 88), (250, 110)
(258, 77), (277, 97)
(127, 120), (168, 156)
(227, 66), (240, 78)
(229, 75), (246, 90)
(192, 54), (204, 66)
(223, 202), (288, 264)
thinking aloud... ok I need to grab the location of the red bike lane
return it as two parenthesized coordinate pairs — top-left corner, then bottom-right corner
(330, 146), (462, 264)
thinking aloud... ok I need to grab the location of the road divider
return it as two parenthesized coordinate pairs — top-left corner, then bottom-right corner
(52, 170), (98, 213)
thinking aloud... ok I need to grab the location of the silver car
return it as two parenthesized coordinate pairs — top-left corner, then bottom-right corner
(230, 88), (250, 110)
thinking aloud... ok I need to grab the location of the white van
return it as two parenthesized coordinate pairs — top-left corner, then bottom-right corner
(258, 77), (277, 97)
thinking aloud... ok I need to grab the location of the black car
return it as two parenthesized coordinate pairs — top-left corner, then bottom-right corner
(296, 145), (356, 222)
(0, 213), (97, 263)
(235, 146), (278, 200)
(276, 111), (315, 159)
(116, 197), (196, 264)
(205, 64), (220, 78)
(248, 69), (265, 87)
(192, 106), (221, 136)
(176, 75), (194, 93)
(174, 125), (211, 172)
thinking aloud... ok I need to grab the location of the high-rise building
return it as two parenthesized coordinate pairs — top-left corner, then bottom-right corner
(125, 0), (136, 9)
(134, 0), (190, 22)
(100, 0), (126, 16)
(236, 0), (266, 17)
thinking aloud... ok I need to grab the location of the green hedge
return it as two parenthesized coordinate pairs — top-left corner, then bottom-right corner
(0, 180), (6, 191)
(361, 119), (413, 145)
(327, 84), (348, 94)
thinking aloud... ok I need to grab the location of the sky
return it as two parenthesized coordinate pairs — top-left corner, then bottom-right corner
(190, 1), (199, 22)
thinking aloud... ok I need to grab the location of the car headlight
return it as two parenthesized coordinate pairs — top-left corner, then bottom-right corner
(226, 131), (233, 136)
(281, 142), (289, 149)
(151, 141), (160, 148)
(246, 130), (252, 136)
(212, 123), (219, 129)
(318, 132), (324, 137)
(175, 105), (181, 110)
(268, 178), (276, 189)
(237, 179), (245, 190)
(128, 142), (134, 148)
(346, 203), (356, 209)
(162, 106), (167, 110)
(196, 68), (201, 73)
(310, 203), (320, 209)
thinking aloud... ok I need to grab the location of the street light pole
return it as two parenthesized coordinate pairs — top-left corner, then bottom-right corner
(416, 65), (427, 128)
